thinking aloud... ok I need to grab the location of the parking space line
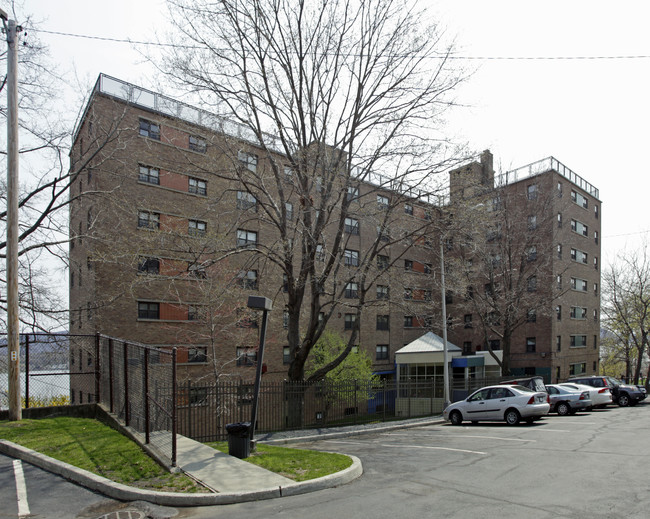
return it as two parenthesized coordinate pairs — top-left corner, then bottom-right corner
(322, 439), (486, 455)
(13, 460), (31, 518)
(530, 429), (570, 433)
(386, 433), (535, 443)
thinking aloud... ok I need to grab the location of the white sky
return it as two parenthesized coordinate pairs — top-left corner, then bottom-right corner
(18, 0), (650, 267)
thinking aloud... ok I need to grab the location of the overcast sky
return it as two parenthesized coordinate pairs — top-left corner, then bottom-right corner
(20, 0), (650, 266)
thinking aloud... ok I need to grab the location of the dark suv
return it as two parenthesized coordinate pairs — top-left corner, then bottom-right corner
(568, 375), (644, 407)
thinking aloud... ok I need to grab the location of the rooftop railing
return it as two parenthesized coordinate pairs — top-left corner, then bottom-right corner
(496, 156), (599, 199)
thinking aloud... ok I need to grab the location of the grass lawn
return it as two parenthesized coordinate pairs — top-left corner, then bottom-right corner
(0, 417), (207, 492)
(207, 441), (352, 481)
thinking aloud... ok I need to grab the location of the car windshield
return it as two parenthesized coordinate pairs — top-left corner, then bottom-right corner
(607, 377), (623, 385)
(512, 385), (534, 392)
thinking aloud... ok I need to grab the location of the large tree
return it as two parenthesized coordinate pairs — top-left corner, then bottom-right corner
(161, 0), (467, 381)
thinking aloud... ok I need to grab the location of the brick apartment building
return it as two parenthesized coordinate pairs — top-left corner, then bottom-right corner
(445, 151), (601, 383)
(69, 74), (600, 389)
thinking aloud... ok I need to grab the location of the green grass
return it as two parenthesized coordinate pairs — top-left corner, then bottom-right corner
(207, 441), (352, 481)
(0, 417), (207, 493)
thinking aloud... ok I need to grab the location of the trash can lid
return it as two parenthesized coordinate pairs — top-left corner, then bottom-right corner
(225, 422), (251, 433)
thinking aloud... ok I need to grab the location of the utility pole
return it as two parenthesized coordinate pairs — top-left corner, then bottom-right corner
(2, 9), (23, 421)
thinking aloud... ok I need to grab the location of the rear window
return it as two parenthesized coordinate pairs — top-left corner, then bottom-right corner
(512, 385), (534, 392)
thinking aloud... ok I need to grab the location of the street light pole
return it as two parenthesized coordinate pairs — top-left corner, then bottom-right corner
(247, 296), (272, 443)
(3, 11), (23, 421)
(440, 237), (450, 409)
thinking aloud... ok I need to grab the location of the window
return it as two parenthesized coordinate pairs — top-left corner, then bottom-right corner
(345, 282), (359, 299)
(594, 309), (599, 321)
(189, 220), (207, 236)
(526, 337), (536, 353)
(377, 226), (390, 242)
(283, 310), (289, 329)
(570, 306), (587, 320)
(557, 213), (562, 228)
(594, 230), (599, 244)
(283, 346), (291, 364)
(189, 177), (207, 195)
(571, 219), (588, 237)
(570, 362), (586, 376)
(557, 182), (563, 197)
(466, 286), (474, 300)
(556, 305), (562, 320)
(238, 151), (258, 172)
(377, 285), (389, 299)
(424, 263), (432, 275)
(138, 211), (160, 230)
(138, 302), (159, 320)
(527, 215), (537, 230)
(527, 309), (537, 322)
(594, 257), (598, 270)
(138, 257), (160, 274)
(237, 190), (257, 210)
(188, 347), (207, 363)
(188, 305), (200, 321)
(571, 190), (588, 208)
(463, 342), (472, 355)
(557, 244), (562, 259)
(488, 339), (501, 351)
(404, 259), (413, 271)
(527, 184), (538, 200)
(236, 229), (257, 248)
(236, 347), (257, 366)
(527, 276), (537, 292)
(594, 204), (599, 219)
(464, 314), (473, 328)
(376, 345), (389, 360)
(139, 119), (160, 140)
(570, 335), (587, 348)
(189, 135), (207, 153)
(571, 277), (588, 292)
(377, 315), (390, 331)
(556, 336), (561, 352)
(377, 255), (389, 269)
(344, 313), (357, 330)
(594, 335), (598, 349)
(283, 166), (293, 182)
(404, 287), (413, 300)
(236, 270), (258, 290)
(594, 282), (598, 295)
(316, 244), (325, 261)
(347, 186), (359, 202)
(571, 248), (588, 264)
(377, 195), (389, 209)
(405, 203), (413, 215)
(344, 217), (359, 235)
(404, 315), (414, 328)
(139, 165), (159, 185)
(528, 246), (537, 261)
(344, 249), (359, 267)
(557, 274), (562, 289)
(285, 202), (293, 221)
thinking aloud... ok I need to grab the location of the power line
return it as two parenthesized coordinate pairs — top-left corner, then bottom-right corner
(605, 229), (650, 238)
(30, 28), (650, 60)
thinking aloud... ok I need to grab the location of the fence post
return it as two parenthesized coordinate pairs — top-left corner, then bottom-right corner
(94, 333), (100, 404)
(144, 347), (150, 445)
(187, 379), (192, 440)
(382, 379), (387, 422)
(171, 347), (177, 467)
(108, 338), (114, 413)
(354, 380), (358, 425)
(24, 334), (29, 408)
(123, 342), (129, 426)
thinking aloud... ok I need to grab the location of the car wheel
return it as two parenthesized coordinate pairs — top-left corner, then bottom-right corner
(505, 409), (520, 425)
(618, 394), (630, 407)
(450, 410), (463, 425)
(556, 402), (570, 416)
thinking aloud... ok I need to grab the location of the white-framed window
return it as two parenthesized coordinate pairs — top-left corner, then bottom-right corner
(571, 248), (588, 264)
(377, 194), (389, 209)
(285, 202), (293, 221)
(557, 243), (562, 259)
(189, 177), (207, 195)
(188, 347), (207, 363)
(528, 215), (537, 230)
(344, 217), (359, 235)
(344, 249), (359, 267)
(345, 282), (359, 298)
(377, 285), (389, 299)
(237, 190), (257, 210)
(236, 229), (258, 247)
(138, 257), (160, 274)
(570, 335), (587, 348)
(571, 219), (588, 237)
(376, 314), (390, 330)
(236, 347), (257, 366)
(189, 135), (207, 153)
(571, 277), (588, 292)
(315, 244), (325, 261)
(571, 190), (588, 208)
(527, 184), (538, 200)
(570, 306), (587, 320)
(238, 151), (258, 172)
(138, 165), (159, 185)
(189, 219), (207, 236)
(139, 119), (160, 140)
(404, 203), (413, 215)
(347, 186), (359, 202)
(138, 211), (160, 230)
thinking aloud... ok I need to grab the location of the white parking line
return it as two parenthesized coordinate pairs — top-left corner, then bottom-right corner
(13, 460), (31, 518)
(386, 433), (535, 443)
(530, 429), (571, 433)
(322, 439), (486, 455)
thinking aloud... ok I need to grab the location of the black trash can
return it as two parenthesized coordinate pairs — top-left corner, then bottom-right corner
(225, 422), (251, 459)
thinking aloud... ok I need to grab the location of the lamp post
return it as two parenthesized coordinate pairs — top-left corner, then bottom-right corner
(440, 237), (450, 410)
(247, 295), (272, 443)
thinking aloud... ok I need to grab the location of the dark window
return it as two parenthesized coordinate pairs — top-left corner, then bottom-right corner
(237, 191), (257, 210)
(377, 255), (389, 269)
(139, 119), (160, 140)
(189, 135), (207, 153)
(237, 229), (258, 247)
(488, 339), (501, 351)
(526, 337), (536, 353)
(404, 287), (413, 300)
(347, 186), (359, 202)
(188, 347), (207, 363)
(345, 282), (359, 299)
(527, 184), (538, 200)
(527, 309), (537, 322)
(138, 257), (160, 274)
(556, 305), (562, 320)
(404, 259), (413, 271)
(236, 347), (257, 366)
(283, 346), (291, 364)
(344, 217), (359, 235)
(138, 302), (160, 319)
(376, 345), (389, 360)
(404, 203), (413, 215)
(138, 211), (160, 230)
(556, 336), (561, 352)
(189, 177), (207, 195)
(237, 270), (258, 290)
(139, 165), (160, 185)
(344, 314), (357, 330)
(377, 195), (389, 209)
(404, 315), (414, 328)
(376, 315), (390, 331)
(464, 314), (473, 328)
(527, 276), (537, 292)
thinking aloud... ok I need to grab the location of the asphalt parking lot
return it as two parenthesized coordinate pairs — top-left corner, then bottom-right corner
(182, 401), (650, 519)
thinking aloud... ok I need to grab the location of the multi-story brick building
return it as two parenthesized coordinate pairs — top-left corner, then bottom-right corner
(70, 74), (600, 389)
(445, 151), (601, 383)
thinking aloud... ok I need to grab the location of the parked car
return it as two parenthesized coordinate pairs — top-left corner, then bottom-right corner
(545, 384), (592, 415)
(568, 375), (644, 407)
(558, 382), (613, 408)
(444, 385), (550, 426)
(500, 376), (547, 393)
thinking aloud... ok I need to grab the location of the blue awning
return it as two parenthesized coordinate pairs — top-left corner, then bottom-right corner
(374, 369), (396, 375)
(451, 356), (485, 368)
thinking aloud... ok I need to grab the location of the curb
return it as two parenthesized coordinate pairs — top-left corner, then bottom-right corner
(0, 440), (362, 506)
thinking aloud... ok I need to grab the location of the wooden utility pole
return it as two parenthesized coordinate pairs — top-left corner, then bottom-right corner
(3, 11), (23, 421)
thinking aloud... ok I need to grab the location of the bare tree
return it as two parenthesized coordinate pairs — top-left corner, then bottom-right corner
(602, 243), (650, 385)
(161, 0), (467, 382)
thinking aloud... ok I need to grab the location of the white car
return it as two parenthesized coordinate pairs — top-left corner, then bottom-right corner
(443, 385), (550, 426)
(558, 382), (613, 408)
